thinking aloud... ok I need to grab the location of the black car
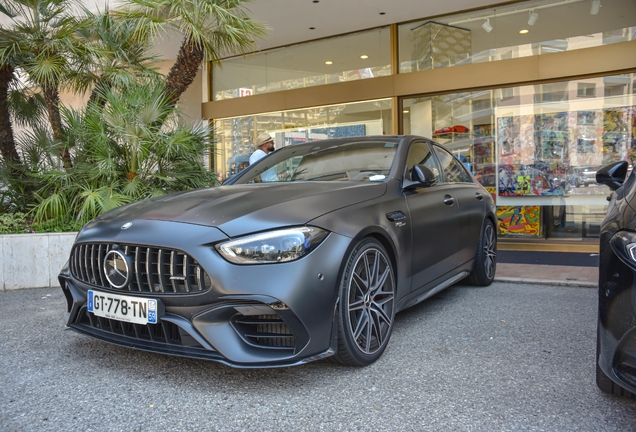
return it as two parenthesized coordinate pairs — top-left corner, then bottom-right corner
(59, 136), (497, 368)
(596, 161), (636, 398)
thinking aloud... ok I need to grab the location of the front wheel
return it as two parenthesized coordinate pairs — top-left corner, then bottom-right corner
(467, 219), (497, 286)
(332, 238), (396, 366)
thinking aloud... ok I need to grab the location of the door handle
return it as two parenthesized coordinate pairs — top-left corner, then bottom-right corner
(476, 192), (484, 200)
(443, 195), (455, 206)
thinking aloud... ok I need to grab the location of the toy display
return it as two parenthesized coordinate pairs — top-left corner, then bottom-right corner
(495, 108), (636, 197)
(497, 206), (541, 236)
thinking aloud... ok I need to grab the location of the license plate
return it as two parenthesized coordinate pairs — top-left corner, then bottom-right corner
(87, 290), (161, 325)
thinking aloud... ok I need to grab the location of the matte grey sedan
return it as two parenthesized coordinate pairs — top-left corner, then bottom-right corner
(59, 135), (497, 368)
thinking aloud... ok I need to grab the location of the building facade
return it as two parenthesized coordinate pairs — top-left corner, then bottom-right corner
(202, 0), (636, 244)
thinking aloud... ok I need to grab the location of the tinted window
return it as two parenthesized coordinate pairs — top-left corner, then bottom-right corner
(405, 141), (441, 182)
(432, 146), (473, 183)
(236, 141), (398, 183)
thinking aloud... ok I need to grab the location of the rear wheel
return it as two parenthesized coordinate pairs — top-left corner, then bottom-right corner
(333, 238), (396, 366)
(467, 219), (497, 286)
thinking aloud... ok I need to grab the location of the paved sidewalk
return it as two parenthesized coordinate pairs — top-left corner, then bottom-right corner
(495, 262), (598, 287)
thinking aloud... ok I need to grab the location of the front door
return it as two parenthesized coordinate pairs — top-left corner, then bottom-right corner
(404, 141), (461, 292)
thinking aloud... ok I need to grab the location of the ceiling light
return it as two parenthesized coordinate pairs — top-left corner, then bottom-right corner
(325, 61), (333, 65)
(481, 18), (493, 33)
(519, 29), (529, 34)
(360, 55), (369, 59)
(403, 110), (410, 114)
(590, 0), (601, 15)
(528, 10), (538, 26)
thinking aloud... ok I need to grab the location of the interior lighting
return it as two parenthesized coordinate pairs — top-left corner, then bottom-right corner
(360, 55), (369, 59)
(325, 61), (333, 65)
(528, 10), (538, 26)
(481, 18), (493, 33)
(519, 29), (529, 34)
(590, 0), (601, 15)
(403, 110), (410, 114)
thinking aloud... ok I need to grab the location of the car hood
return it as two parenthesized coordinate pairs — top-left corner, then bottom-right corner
(90, 182), (387, 237)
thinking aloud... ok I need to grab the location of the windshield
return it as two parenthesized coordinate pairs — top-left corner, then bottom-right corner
(234, 140), (399, 184)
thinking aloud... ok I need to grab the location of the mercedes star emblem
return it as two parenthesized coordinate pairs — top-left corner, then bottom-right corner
(103, 249), (130, 288)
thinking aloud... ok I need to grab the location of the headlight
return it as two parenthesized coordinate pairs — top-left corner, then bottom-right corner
(610, 230), (636, 266)
(216, 226), (329, 264)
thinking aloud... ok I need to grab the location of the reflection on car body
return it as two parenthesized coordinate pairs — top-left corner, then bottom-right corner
(59, 136), (497, 368)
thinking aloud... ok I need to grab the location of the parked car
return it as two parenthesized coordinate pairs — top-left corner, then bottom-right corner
(59, 136), (497, 368)
(595, 160), (636, 398)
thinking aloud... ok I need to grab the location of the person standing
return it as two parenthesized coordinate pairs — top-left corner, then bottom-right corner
(249, 132), (277, 181)
(249, 132), (275, 165)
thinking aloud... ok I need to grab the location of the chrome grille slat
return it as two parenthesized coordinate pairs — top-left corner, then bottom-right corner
(70, 243), (211, 295)
(145, 247), (153, 293)
(170, 251), (178, 293)
(197, 266), (203, 291)
(83, 245), (89, 283)
(135, 246), (144, 292)
(158, 249), (170, 293)
(82, 244), (88, 282)
(90, 245), (98, 285)
(96, 244), (105, 287)
(183, 255), (191, 293)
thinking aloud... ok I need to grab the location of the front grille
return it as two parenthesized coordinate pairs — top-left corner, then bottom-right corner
(76, 307), (201, 347)
(70, 243), (212, 294)
(233, 314), (295, 349)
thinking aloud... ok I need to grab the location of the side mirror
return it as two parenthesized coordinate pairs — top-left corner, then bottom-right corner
(407, 164), (437, 188)
(596, 161), (629, 191)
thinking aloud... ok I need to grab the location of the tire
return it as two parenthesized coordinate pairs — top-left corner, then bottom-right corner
(467, 219), (497, 286)
(332, 238), (396, 366)
(596, 323), (636, 398)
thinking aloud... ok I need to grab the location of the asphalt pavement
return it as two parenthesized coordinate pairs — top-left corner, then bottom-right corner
(1, 282), (634, 432)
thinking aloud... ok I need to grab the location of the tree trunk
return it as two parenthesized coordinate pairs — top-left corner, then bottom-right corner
(42, 84), (72, 168)
(165, 40), (204, 107)
(0, 65), (21, 163)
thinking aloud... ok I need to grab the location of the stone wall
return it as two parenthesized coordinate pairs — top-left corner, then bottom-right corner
(0, 232), (77, 291)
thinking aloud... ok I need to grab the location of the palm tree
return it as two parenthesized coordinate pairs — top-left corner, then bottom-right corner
(0, 64), (19, 162)
(33, 78), (217, 226)
(117, 0), (266, 107)
(0, 0), (95, 168)
(71, 7), (161, 108)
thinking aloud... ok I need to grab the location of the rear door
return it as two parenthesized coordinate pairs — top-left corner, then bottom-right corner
(404, 141), (461, 292)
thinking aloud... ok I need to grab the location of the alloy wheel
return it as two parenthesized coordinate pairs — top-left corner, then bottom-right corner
(346, 247), (395, 355)
(483, 223), (497, 279)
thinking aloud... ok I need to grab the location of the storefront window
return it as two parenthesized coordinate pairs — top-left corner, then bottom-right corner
(214, 99), (392, 180)
(213, 27), (391, 101)
(398, 0), (636, 73)
(403, 73), (636, 239)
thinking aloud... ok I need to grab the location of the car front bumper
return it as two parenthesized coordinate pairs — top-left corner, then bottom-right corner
(59, 220), (353, 368)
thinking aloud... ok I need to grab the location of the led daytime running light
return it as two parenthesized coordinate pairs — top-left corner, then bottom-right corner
(216, 227), (329, 264)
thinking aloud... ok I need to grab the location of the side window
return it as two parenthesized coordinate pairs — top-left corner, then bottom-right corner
(432, 145), (473, 183)
(405, 141), (441, 182)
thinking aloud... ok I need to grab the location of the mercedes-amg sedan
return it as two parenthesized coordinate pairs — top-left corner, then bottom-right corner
(59, 136), (497, 368)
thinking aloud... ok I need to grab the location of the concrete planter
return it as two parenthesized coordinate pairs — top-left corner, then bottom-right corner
(0, 232), (77, 291)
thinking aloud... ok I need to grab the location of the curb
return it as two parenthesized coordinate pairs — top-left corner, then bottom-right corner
(495, 276), (597, 288)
